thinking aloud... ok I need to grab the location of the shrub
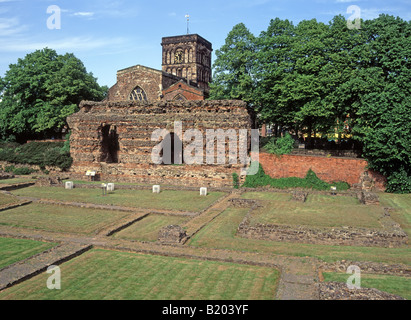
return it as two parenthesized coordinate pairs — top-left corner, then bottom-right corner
(242, 162), (350, 191)
(385, 167), (411, 194)
(232, 173), (239, 189)
(263, 133), (294, 155)
(4, 165), (15, 173)
(0, 141), (73, 171)
(13, 167), (35, 175)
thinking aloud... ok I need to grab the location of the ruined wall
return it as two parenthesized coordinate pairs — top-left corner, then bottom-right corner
(67, 100), (253, 187)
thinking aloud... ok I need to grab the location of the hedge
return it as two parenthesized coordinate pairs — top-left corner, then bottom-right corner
(0, 141), (72, 171)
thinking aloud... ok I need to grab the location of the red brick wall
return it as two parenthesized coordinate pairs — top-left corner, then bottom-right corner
(162, 81), (205, 100)
(252, 152), (386, 191)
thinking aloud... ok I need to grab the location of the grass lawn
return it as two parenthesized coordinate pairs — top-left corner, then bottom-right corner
(242, 192), (382, 229)
(379, 193), (411, 237)
(0, 203), (131, 235)
(323, 272), (411, 300)
(0, 249), (280, 300)
(0, 193), (21, 207)
(0, 237), (57, 269)
(113, 214), (190, 242)
(12, 187), (225, 212)
(0, 178), (35, 185)
(188, 207), (411, 266)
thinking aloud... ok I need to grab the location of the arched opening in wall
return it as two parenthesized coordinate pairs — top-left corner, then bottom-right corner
(159, 133), (183, 165)
(173, 94), (186, 101)
(177, 69), (182, 77)
(129, 86), (148, 101)
(100, 125), (119, 163)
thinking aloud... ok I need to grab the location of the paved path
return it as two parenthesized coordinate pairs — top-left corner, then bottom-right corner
(0, 243), (92, 291)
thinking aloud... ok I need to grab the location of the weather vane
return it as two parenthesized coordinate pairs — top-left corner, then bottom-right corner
(185, 14), (190, 34)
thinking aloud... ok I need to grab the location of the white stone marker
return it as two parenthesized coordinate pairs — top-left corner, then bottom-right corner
(153, 185), (161, 194)
(200, 187), (208, 196)
(65, 181), (73, 190)
(107, 183), (115, 192)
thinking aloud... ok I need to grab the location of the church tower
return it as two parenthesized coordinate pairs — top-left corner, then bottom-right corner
(161, 34), (213, 92)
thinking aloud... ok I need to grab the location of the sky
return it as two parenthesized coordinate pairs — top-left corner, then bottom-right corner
(0, 0), (410, 88)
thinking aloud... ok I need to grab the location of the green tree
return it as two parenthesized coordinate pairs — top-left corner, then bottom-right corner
(208, 23), (257, 103)
(254, 18), (295, 133)
(284, 19), (333, 140)
(353, 15), (411, 193)
(0, 48), (106, 142)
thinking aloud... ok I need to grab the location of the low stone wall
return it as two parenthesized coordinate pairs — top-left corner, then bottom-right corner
(0, 200), (32, 212)
(319, 282), (406, 300)
(237, 222), (407, 248)
(292, 190), (308, 202)
(158, 225), (187, 244)
(228, 198), (260, 208)
(0, 173), (14, 180)
(319, 260), (411, 276)
(236, 205), (408, 248)
(0, 182), (36, 191)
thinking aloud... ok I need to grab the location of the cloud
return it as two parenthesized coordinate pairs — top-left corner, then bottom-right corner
(73, 12), (95, 17)
(0, 36), (127, 52)
(0, 17), (28, 36)
(335, 0), (362, 3)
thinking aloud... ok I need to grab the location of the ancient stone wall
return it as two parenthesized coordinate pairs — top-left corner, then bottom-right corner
(67, 100), (253, 187)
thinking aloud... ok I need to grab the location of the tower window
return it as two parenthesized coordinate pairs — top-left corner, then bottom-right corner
(129, 86), (147, 101)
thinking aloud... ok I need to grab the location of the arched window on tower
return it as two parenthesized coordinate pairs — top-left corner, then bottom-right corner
(129, 86), (148, 101)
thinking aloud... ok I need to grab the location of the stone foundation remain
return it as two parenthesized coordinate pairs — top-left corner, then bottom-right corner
(236, 204), (408, 248)
(358, 191), (380, 205)
(158, 225), (187, 244)
(319, 282), (406, 300)
(292, 190), (308, 202)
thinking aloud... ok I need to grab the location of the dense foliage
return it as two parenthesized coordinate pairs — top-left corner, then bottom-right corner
(263, 133), (295, 155)
(211, 15), (410, 193)
(232, 173), (240, 189)
(0, 141), (72, 171)
(0, 48), (107, 142)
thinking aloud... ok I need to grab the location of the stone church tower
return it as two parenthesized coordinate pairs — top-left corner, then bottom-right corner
(161, 34), (213, 92)
(107, 34), (213, 102)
